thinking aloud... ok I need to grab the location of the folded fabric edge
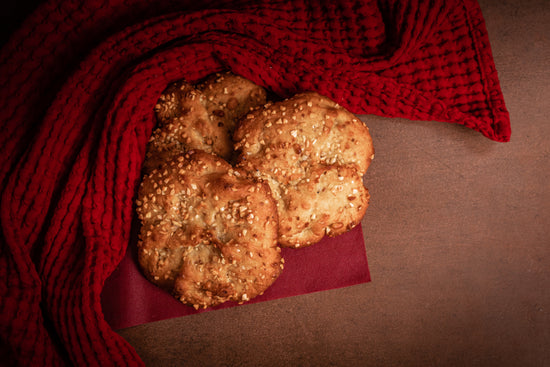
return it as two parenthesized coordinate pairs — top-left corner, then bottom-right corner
(462, 0), (511, 142)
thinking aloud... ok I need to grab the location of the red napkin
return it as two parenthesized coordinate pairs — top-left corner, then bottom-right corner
(0, 0), (509, 366)
(102, 225), (370, 330)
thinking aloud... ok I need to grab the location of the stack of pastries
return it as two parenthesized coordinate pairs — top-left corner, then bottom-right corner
(136, 72), (374, 309)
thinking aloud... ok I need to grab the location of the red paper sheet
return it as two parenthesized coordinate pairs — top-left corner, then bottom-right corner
(102, 224), (370, 330)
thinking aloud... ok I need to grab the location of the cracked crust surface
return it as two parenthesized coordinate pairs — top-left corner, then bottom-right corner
(136, 150), (282, 309)
(234, 92), (374, 248)
(143, 72), (267, 173)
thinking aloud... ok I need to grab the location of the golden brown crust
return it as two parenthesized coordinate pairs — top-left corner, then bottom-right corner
(143, 73), (267, 173)
(234, 92), (374, 248)
(196, 71), (267, 124)
(136, 150), (282, 309)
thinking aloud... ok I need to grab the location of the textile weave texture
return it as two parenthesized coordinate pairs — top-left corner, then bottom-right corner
(0, 0), (509, 365)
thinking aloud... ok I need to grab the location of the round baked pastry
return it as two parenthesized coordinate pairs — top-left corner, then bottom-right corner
(234, 92), (374, 248)
(144, 72), (267, 173)
(136, 150), (283, 309)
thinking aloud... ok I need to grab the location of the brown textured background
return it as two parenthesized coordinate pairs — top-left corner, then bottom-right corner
(114, 0), (547, 365)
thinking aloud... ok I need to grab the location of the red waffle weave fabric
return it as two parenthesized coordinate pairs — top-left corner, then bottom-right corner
(0, 0), (509, 365)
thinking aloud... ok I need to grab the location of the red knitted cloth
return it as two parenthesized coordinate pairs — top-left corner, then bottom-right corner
(0, 0), (509, 365)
